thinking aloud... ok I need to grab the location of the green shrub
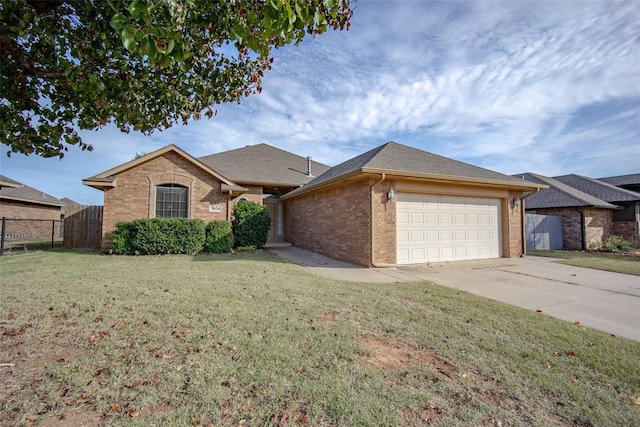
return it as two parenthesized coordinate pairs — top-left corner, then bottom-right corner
(111, 218), (206, 255)
(232, 201), (271, 249)
(204, 220), (234, 253)
(600, 235), (633, 253)
(111, 221), (134, 254)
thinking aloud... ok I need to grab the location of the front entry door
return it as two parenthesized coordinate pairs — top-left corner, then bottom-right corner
(266, 201), (277, 242)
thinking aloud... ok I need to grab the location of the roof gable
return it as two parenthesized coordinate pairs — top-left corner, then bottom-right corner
(83, 144), (236, 189)
(0, 175), (64, 207)
(554, 174), (640, 203)
(198, 143), (330, 187)
(514, 173), (618, 209)
(286, 141), (543, 197)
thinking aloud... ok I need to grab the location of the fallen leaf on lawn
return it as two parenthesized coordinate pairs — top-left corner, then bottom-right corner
(89, 335), (96, 342)
(123, 380), (141, 389)
(127, 409), (140, 417)
(570, 377), (579, 384)
(192, 417), (201, 425)
(298, 414), (309, 424)
(573, 321), (580, 325)
(409, 317), (416, 323)
(111, 403), (122, 412)
(633, 396), (640, 405)
(59, 388), (69, 397)
(536, 309), (543, 313)
(279, 413), (289, 427)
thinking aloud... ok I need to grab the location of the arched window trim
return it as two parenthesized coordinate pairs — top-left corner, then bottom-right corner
(148, 173), (194, 218)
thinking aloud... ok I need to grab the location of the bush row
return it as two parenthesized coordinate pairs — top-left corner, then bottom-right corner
(111, 201), (270, 255)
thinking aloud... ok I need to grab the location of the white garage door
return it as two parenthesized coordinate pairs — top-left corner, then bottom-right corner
(397, 193), (502, 264)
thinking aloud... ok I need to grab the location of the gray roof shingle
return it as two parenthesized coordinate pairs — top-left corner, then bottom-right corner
(0, 175), (64, 207)
(198, 143), (330, 186)
(513, 173), (618, 209)
(289, 141), (537, 196)
(554, 174), (640, 203)
(598, 173), (640, 187)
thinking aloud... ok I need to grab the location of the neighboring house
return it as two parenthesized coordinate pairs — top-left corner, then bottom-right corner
(84, 141), (545, 266)
(599, 173), (640, 193)
(0, 175), (65, 240)
(515, 173), (640, 249)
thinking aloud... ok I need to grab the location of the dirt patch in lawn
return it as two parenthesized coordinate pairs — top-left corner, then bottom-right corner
(357, 336), (457, 378)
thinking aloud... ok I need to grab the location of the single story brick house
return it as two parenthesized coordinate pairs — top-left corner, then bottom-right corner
(84, 142), (545, 266)
(0, 174), (65, 240)
(515, 173), (640, 249)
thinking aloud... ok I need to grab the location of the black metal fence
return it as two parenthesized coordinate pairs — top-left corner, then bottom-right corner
(0, 217), (64, 255)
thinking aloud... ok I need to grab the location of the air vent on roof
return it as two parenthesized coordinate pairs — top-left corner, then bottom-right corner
(306, 156), (313, 177)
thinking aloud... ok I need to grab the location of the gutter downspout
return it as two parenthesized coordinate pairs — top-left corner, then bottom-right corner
(519, 189), (540, 257)
(574, 208), (586, 250)
(370, 173), (395, 268)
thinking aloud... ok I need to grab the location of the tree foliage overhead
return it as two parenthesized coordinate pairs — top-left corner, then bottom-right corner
(0, 0), (353, 158)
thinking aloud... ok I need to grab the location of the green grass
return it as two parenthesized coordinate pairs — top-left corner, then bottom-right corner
(1, 250), (639, 426)
(528, 249), (640, 276)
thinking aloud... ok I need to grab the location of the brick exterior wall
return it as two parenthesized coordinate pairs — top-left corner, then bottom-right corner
(286, 180), (527, 266)
(285, 179), (372, 266)
(0, 199), (63, 239)
(508, 191), (524, 257)
(583, 208), (614, 248)
(101, 152), (230, 250)
(613, 221), (639, 245)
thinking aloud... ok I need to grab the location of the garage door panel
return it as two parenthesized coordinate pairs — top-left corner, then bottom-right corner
(397, 193), (502, 264)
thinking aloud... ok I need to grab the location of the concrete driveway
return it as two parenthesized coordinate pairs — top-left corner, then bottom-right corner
(399, 256), (640, 341)
(270, 247), (640, 341)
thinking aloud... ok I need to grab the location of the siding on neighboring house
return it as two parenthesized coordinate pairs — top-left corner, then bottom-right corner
(0, 199), (62, 239)
(101, 151), (229, 250)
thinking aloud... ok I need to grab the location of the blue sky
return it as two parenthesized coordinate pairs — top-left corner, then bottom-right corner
(2, 0), (639, 205)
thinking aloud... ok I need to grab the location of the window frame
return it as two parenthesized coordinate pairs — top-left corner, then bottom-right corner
(155, 183), (189, 218)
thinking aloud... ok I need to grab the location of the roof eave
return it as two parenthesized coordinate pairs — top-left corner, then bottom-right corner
(280, 170), (365, 199)
(82, 179), (116, 190)
(361, 168), (549, 190)
(0, 194), (65, 207)
(281, 168), (548, 200)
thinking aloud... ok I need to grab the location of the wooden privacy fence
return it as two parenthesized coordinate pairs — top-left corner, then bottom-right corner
(63, 205), (103, 249)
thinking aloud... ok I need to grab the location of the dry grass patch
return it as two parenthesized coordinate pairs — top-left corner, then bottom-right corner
(358, 336), (457, 378)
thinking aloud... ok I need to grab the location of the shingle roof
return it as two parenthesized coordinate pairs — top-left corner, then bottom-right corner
(0, 175), (65, 207)
(553, 174), (640, 203)
(198, 143), (330, 186)
(285, 141), (542, 197)
(598, 173), (640, 187)
(513, 173), (618, 209)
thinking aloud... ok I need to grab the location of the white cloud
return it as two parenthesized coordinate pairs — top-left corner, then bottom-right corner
(2, 0), (638, 204)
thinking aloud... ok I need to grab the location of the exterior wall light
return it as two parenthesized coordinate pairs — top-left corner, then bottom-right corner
(387, 188), (396, 201)
(513, 197), (521, 207)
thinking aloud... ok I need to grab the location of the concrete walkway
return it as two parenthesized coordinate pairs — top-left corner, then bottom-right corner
(269, 246), (640, 341)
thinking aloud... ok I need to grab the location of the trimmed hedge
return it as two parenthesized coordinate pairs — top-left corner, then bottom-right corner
(111, 218), (206, 255)
(232, 201), (271, 249)
(204, 220), (234, 253)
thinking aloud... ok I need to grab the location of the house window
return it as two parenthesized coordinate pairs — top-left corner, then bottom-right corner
(156, 184), (188, 218)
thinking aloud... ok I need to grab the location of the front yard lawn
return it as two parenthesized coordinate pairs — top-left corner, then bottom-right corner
(1, 250), (639, 426)
(528, 249), (640, 276)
